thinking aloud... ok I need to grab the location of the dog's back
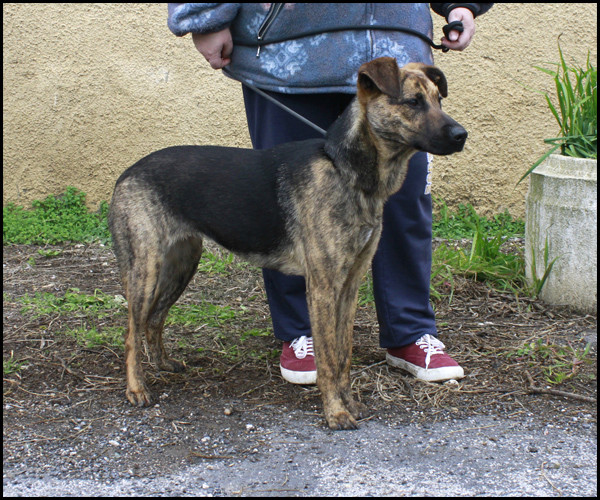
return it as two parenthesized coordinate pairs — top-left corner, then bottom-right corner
(109, 139), (328, 263)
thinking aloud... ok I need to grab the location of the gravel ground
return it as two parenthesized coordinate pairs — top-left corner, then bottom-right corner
(4, 412), (597, 496)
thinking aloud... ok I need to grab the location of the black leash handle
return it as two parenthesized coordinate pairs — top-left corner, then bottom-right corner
(442, 21), (464, 42)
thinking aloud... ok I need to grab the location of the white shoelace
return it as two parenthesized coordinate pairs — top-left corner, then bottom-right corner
(415, 334), (446, 370)
(290, 336), (314, 359)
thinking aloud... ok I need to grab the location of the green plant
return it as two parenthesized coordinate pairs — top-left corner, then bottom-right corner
(3, 187), (111, 244)
(63, 325), (125, 349)
(4, 351), (25, 376)
(428, 201), (527, 300)
(432, 197), (524, 240)
(505, 338), (594, 385)
(197, 250), (236, 275)
(432, 204), (527, 296)
(358, 272), (375, 307)
(14, 288), (127, 349)
(240, 328), (272, 342)
(527, 235), (560, 298)
(430, 259), (455, 303)
(433, 233), (526, 294)
(19, 288), (125, 318)
(166, 302), (238, 328)
(518, 40), (597, 184)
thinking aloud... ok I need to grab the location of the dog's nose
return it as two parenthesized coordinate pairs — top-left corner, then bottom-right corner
(448, 125), (468, 146)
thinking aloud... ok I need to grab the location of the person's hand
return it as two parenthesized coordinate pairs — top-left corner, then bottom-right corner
(440, 7), (475, 51)
(192, 29), (233, 69)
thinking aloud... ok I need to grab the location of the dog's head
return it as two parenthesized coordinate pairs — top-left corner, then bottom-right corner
(356, 57), (467, 155)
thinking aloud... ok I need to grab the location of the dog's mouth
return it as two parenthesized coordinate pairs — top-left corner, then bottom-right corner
(418, 141), (466, 155)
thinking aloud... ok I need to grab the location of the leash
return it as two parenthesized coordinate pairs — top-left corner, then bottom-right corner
(242, 81), (328, 136)
(238, 21), (464, 138)
(236, 21), (464, 54)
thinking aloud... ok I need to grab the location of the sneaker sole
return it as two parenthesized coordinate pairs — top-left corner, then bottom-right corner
(280, 365), (317, 385)
(386, 353), (464, 382)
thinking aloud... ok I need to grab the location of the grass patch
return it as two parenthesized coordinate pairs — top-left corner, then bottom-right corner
(3, 352), (26, 376)
(62, 325), (125, 349)
(429, 200), (533, 300)
(503, 337), (595, 385)
(18, 288), (125, 318)
(432, 227), (526, 295)
(198, 250), (236, 275)
(3, 187), (111, 245)
(13, 288), (126, 349)
(166, 302), (240, 328)
(432, 197), (524, 240)
(357, 200), (528, 304)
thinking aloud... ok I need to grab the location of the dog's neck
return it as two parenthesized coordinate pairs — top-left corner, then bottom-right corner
(324, 99), (416, 200)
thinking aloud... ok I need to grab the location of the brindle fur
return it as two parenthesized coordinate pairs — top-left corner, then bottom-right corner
(108, 58), (467, 430)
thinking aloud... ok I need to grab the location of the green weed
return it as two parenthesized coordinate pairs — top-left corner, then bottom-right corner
(527, 235), (560, 299)
(198, 250), (237, 275)
(505, 338), (594, 385)
(166, 302), (239, 328)
(240, 328), (272, 342)
(3, 187), (110, 245)
(19, 288), (125, 318)
(63, 325), (125, 349)
(4, 352), (25, 376)
(432, 198), (524, 240)
(431, 203), (527, 298)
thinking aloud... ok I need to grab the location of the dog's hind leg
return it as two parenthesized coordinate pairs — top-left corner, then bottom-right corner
(122, 246), (163, 407)
(123, 236), (202, 406)
(145, 236), (203, 373)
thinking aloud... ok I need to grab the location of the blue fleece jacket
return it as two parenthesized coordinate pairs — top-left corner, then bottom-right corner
(167, 3), (492, 94)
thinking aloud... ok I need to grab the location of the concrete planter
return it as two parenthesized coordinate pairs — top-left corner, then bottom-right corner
(525, 154), (597, 313)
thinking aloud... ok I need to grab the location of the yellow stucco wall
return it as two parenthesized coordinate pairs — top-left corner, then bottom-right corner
(3, 3), (597, 216)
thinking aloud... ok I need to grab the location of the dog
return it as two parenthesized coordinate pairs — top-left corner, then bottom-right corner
(108, 57), (467, 430)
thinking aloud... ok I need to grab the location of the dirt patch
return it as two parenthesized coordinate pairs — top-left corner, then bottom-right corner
(3, 241), (596, 490)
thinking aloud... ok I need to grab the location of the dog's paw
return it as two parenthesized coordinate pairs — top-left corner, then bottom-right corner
(159, 357), (186, 373)
(326, 410), (359, 431)
(126, 386), (152, 407)
(347, 399), (369, 421)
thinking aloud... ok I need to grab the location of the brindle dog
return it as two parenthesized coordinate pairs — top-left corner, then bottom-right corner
(108, 57), (467, 430)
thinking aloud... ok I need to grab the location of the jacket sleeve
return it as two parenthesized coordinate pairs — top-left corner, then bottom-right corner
(430, 3), (493, 21)
(167, 3), (241, 37)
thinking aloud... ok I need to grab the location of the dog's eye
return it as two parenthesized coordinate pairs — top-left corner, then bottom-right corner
(403, 93), (425, 108)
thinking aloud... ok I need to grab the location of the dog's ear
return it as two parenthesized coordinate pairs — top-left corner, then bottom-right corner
(423, 65), (448, 98)
(402, 63), (448, 98)
(357, 57), (400, 100)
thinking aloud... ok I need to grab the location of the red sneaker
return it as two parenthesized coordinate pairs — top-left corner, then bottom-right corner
(386, 334), (464, 382)
(280, 336), (317, 385)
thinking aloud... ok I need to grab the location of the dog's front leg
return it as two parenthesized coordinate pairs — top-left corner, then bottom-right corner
(335, 270), (370, 422)
(306, 273), (358, 430)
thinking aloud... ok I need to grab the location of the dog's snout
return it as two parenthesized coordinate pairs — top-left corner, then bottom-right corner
(448, 125), (468, 146)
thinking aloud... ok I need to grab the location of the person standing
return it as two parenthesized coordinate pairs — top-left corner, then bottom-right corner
(168, 3), (493, 385)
